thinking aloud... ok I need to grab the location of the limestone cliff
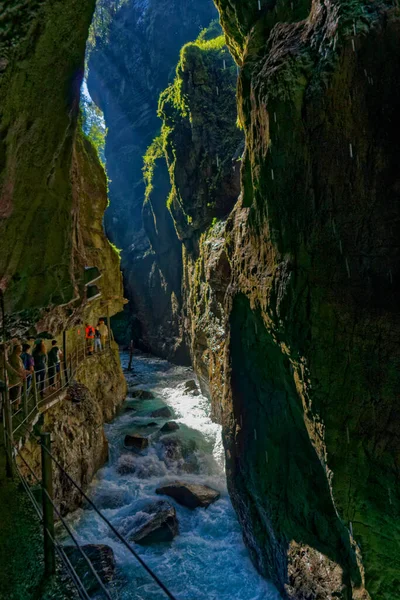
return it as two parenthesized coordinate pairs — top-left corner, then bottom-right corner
(140, 0), (400, 597)
(168, 0), (399, 597)
(0, 0), (126, 511)
(18, 346), (126, 514)
(0, 0), (124, 332)
(87, 0), (217, 359)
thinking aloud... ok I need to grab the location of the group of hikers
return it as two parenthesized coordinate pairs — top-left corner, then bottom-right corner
(85, 319), (109, 355)
(0, 318), (111, 415)
(0, 338), (62, 408)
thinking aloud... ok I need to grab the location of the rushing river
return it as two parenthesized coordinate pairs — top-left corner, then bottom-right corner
(68, 352), (280, 600)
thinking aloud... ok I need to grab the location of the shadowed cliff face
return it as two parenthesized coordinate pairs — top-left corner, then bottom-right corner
(0, 0), (124, 332)
(202, 0), (400, 597)
(87, 0), (217, 358)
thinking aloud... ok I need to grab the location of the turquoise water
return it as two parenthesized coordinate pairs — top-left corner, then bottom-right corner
(67, 353), (280, 600)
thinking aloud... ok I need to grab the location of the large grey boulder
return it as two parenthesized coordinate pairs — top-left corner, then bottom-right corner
(156, 481), (220, 509)
(130, 501), (179, 545)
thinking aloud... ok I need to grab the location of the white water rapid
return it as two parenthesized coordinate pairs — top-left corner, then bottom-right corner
(67, 352), (281, 600)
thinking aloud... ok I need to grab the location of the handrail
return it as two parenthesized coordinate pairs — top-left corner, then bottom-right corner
(41, 443), (178, 600)
(2, 343), (179, 600)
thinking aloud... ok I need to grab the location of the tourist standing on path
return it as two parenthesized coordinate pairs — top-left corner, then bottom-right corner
(85, 324), (95, 355)
(8, 344), (28, 409)
(21, 343), (34, 391)
(33, 340), (47, 397)
(47, 340), (61, 390)
(98, 319), (109, 349)
(94, 323), (102, 353)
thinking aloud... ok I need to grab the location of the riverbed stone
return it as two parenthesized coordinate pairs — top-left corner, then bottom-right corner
(150, 406), (172, 418)
(184, 380), (199, 395)
(124, 433), (149, 451)
(130, 500), (179, 544)
(129, 389), (155, 399)
(156, 481), (220, 509)
(64, 544), (115, 593)
(160, 421), (180, 433)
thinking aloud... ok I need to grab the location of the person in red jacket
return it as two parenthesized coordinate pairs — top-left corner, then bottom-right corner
(85, 324), (95, 355)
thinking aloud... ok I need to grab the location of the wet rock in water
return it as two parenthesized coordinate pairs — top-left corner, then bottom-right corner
(129, 389), (155, 400)
(124, 405), (137, 412)
(150, 406), (172, 418)
(91, 489), (128, 510)
(160, 421), (180, 433)
(136, 421), (158, 428)
(161, 438), (183, 461)
(156, 481), (220, 509)
(124, 434), (149, 451)
(130, 500), (179, 545)
(117, 454), (137, 474)
(183, 380), (199, 395)
(64, 544), (115, 593)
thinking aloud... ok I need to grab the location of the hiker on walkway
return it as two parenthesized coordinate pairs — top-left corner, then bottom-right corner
(47, 340), (62, 390)
(85, 324), (95, 355)
(98, 319), (109, 348)
(33, 340), (47, 397)
(94, 323), (102, 353)
(8, 343), (28, 409)
(21, 343), (34, 391)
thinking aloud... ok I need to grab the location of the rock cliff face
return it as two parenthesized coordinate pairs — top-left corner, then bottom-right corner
(173, 0), (399, 597)
(140, 0), (400, 597)
(1, 0), (126, 508)
(0, 0), (124, 329)
(87, 0), (217, 359)
(18, 347), (126, 514)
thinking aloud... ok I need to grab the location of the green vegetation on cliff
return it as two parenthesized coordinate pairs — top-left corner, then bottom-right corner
(148, 23), (242, 245)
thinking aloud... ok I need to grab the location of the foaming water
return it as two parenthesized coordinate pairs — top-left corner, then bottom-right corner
(67, 353), (281, 600)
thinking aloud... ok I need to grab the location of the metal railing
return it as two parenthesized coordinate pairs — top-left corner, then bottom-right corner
(1, 343), (178, 600)
(5, 338), (110, 445)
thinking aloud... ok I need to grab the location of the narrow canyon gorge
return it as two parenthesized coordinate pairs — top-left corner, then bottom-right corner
(0, 0), (399, 599)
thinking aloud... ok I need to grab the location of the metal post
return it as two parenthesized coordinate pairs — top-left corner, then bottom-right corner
(33, 371), (39, 410)
(22, 378), (28, 420)
(127, 340), (134, 372)
(3, 385), (13, 478)
(63, 330), (69, 385)
(41, 433), (55, 576)
(107, 305), (112, 348)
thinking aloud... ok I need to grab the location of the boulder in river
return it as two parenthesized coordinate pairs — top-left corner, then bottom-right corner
(129, 389), (155, 400)
(64, 544), (115, 593)
(130, 500), (179, 545)
(150, 406), (172, 418)
(160, 421), (180, 433)
(156, 481), (220, 509)
(124, 433), (149, 451)
(184, 380), (199, 395)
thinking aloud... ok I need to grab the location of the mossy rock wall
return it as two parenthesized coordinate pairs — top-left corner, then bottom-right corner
(199, 0), (400, 598)
(0, 0), (124, 333)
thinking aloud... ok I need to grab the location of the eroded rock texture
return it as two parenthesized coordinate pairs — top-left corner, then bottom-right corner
(0, 0), (124, 325)
(87, 0), (217, 359)
(0, 0), (126, 510)
(144, 0), (400, 597)
(198, 0), (399, 597)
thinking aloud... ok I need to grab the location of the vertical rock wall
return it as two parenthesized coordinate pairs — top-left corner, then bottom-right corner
(87, 0), (217, 358)
(201, 0), (400, 597)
